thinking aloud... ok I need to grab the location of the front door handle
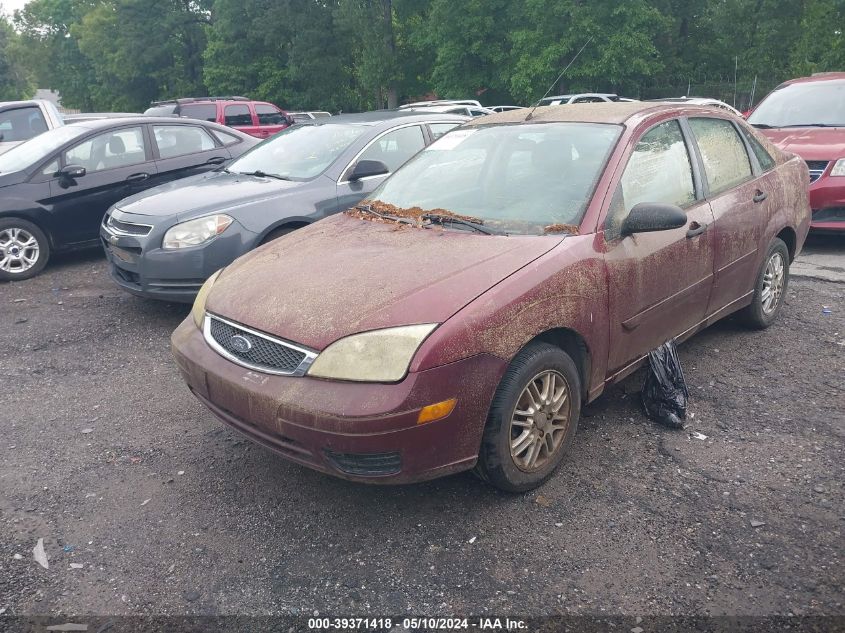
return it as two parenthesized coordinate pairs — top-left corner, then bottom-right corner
(126, 173), (150, 183)
(686, 221), (708, 239)
(206, 156), (226, 165)
(753, 190), (768, 203)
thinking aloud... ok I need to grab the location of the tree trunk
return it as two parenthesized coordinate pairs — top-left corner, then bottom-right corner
(383, 0), (398, 109)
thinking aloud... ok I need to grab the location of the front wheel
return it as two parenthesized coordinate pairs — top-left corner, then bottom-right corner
(0, 218), (50, 282)
(476, 342), (581, 492)
(739, 237), (789, 330)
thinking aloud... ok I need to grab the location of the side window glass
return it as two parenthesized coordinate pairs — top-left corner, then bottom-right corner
(41, 159), (59, 176)
(619, 119), (696, 213)
(357, 125), (425, 173)
(180, 104), (217, 122)
(64, 127), (146, 172)
(741, 128), (775, 172)
(153, 125), (216, 158)
(429, 122), (460, 140)
(689, 118), (753, 194)
(211, 129), (241, 146)
(255, 104), (285, 125)
(224, 105), (252, 127)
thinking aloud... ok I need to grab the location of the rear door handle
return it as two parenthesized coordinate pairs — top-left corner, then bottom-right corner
(686, 221), (708, 239)
(126, 173), (150, 183)
(753, 190), (768, 203)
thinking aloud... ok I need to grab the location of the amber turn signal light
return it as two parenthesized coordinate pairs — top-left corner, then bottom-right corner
(417, 398), (457, 425)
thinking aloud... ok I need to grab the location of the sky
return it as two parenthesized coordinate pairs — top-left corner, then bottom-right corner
(1, 0), (29, 18)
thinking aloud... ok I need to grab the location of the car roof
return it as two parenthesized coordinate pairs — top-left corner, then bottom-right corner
(296, 110), (468, 125)
(0, 100), (45, 110)
(540, 93), (618, 101)
(780, 72), (845, 86)
(464, 101), (729, 127)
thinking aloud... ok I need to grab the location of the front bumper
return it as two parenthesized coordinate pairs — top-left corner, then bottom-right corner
(100, 210), (258, 303)
(809, 174), (845, 232)
(171, 316), (508, 484)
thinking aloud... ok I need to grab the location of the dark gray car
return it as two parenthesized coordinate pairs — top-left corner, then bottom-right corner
(101, 111), (466, 302)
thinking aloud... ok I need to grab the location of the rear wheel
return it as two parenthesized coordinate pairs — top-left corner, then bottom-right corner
(0, 218), (50, 281)
(739, 237), (789, 329)
(476, 342), (581, 492)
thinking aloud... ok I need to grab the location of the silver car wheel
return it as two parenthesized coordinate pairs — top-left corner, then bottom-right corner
(509, 370), (572, 472)
(761, 251), (785, 315)
(0, 227), (40, 274)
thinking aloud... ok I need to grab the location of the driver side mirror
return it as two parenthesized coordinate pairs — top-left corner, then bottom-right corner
(621, 202), (687, 236)
(347, 159), (389, 181)
(59, 164), (86, 180)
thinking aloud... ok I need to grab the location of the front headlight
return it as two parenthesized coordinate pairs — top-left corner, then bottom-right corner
(191, 269), (222, 329)
(830, 158), (845, 177)
(307, 324), (438, 382)
(163, 214), (233, 249)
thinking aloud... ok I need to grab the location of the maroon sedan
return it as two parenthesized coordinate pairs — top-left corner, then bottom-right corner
(171, 103), (810, 492)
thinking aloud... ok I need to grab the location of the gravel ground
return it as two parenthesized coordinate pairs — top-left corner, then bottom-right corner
(0, 244), (842, 620)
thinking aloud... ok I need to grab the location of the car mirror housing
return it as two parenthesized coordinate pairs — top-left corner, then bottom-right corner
(348, 159), (389, 181)
(59, 164), (86, 179)
(621, 202), (687, 236)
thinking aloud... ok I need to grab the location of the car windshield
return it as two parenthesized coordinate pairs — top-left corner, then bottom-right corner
(228, 123), (367, 180)
(365, 122), (621, 235)
(0, 125), (83, 174)
(748, 79), (845, 127)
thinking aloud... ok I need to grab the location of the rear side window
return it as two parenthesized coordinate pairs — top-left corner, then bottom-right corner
(153, 125), (216, 158)
(180, 104), (217, 122)
(357, 125), (426, 173)
(0, 106), (48, 142)
(689, 118), (753, 195)
(740, 128), (776, 172)
(211, 129), (241, 146)
(255, 104), (285, 125)
(429, 122), (460, 140)
(224, 105), (252, 127)
(619, 119), (696, 213)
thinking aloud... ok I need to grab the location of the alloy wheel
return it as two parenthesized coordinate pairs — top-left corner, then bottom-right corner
(761, 251), (785, 315)
(0, 227), (40, 275)
(509, 370), (572, 472)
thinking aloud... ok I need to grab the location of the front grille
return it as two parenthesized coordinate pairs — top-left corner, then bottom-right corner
(104, 213), (153, 236)
(806, 160), (829, 183)
(205, 314), (315, 375)
(325, 451), (402, 476)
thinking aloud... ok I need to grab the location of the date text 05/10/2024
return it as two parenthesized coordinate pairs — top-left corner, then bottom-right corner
(307, 617), (528, 630)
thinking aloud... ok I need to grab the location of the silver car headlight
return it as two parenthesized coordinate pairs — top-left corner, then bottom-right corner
(163, 214), (234, 249)
(307, 324), (438, 382)
(830, 158), (845, 177)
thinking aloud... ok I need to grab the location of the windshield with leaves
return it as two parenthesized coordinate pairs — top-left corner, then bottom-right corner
(367, 122), (621, 235)
(228, 122), (366, 180)
(748, 79), (845, 128)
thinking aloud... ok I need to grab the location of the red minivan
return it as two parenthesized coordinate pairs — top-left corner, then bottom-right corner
(144, 97), (292, 140)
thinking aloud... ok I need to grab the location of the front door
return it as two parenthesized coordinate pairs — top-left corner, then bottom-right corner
(603, 118), (716, 373)
(47, 125), (157, 245)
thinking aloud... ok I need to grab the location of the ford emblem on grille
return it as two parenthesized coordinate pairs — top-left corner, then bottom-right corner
(230, 334), (253, 354)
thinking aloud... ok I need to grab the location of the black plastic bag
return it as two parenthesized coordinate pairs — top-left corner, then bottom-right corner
(641, 339), (689, 429)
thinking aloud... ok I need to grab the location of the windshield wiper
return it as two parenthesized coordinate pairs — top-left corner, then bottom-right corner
(237, 170), (292, 180)
(353, 204), (415, 225)
(750, 123), (775, 129)
(779, 123), (841, 128)
(421, 213), (503, 235)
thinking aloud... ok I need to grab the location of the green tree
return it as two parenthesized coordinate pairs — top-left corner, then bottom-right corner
(0, 16), (35, 100)
(790, 0), (845, 75)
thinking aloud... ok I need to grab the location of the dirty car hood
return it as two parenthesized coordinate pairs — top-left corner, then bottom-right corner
(206, 214), (564, 350)
(758, 127), (845, 161)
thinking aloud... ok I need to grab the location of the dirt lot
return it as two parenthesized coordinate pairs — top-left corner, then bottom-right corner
(0, 236), (842, 622)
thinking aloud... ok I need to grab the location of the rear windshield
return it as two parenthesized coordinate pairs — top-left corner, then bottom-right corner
(748, 79), (845, 128)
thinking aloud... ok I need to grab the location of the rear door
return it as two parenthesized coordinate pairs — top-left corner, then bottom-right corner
(335, 123), (427, 212)
(150, 123), (229, 188)
(254, 103), (287, 139)
(687, 117), (768, 315)
(224, 103), (260, 138)
(47, 125), (157, 244)
(603, 118), (716, 372)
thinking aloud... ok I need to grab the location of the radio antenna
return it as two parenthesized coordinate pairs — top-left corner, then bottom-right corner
(525, 37), (593, 121)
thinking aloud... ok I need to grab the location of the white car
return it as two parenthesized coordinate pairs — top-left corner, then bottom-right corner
(648, 97), (743, 117)
(399, 100), (494, 117)
(0, 100), (65, 155)
(288, 111), (333, 123)
(539, 93), (632, 105)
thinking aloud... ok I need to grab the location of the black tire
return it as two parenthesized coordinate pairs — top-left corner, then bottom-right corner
(260, 226), (296, 245)
(738, 237), (790, 330)
(476, 342), (581, 492)
(0, 218), (50, 282)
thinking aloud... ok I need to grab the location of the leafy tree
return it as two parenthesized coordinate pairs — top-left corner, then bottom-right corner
(0, 16), (35, 100)
(790, 0), (845, 75)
